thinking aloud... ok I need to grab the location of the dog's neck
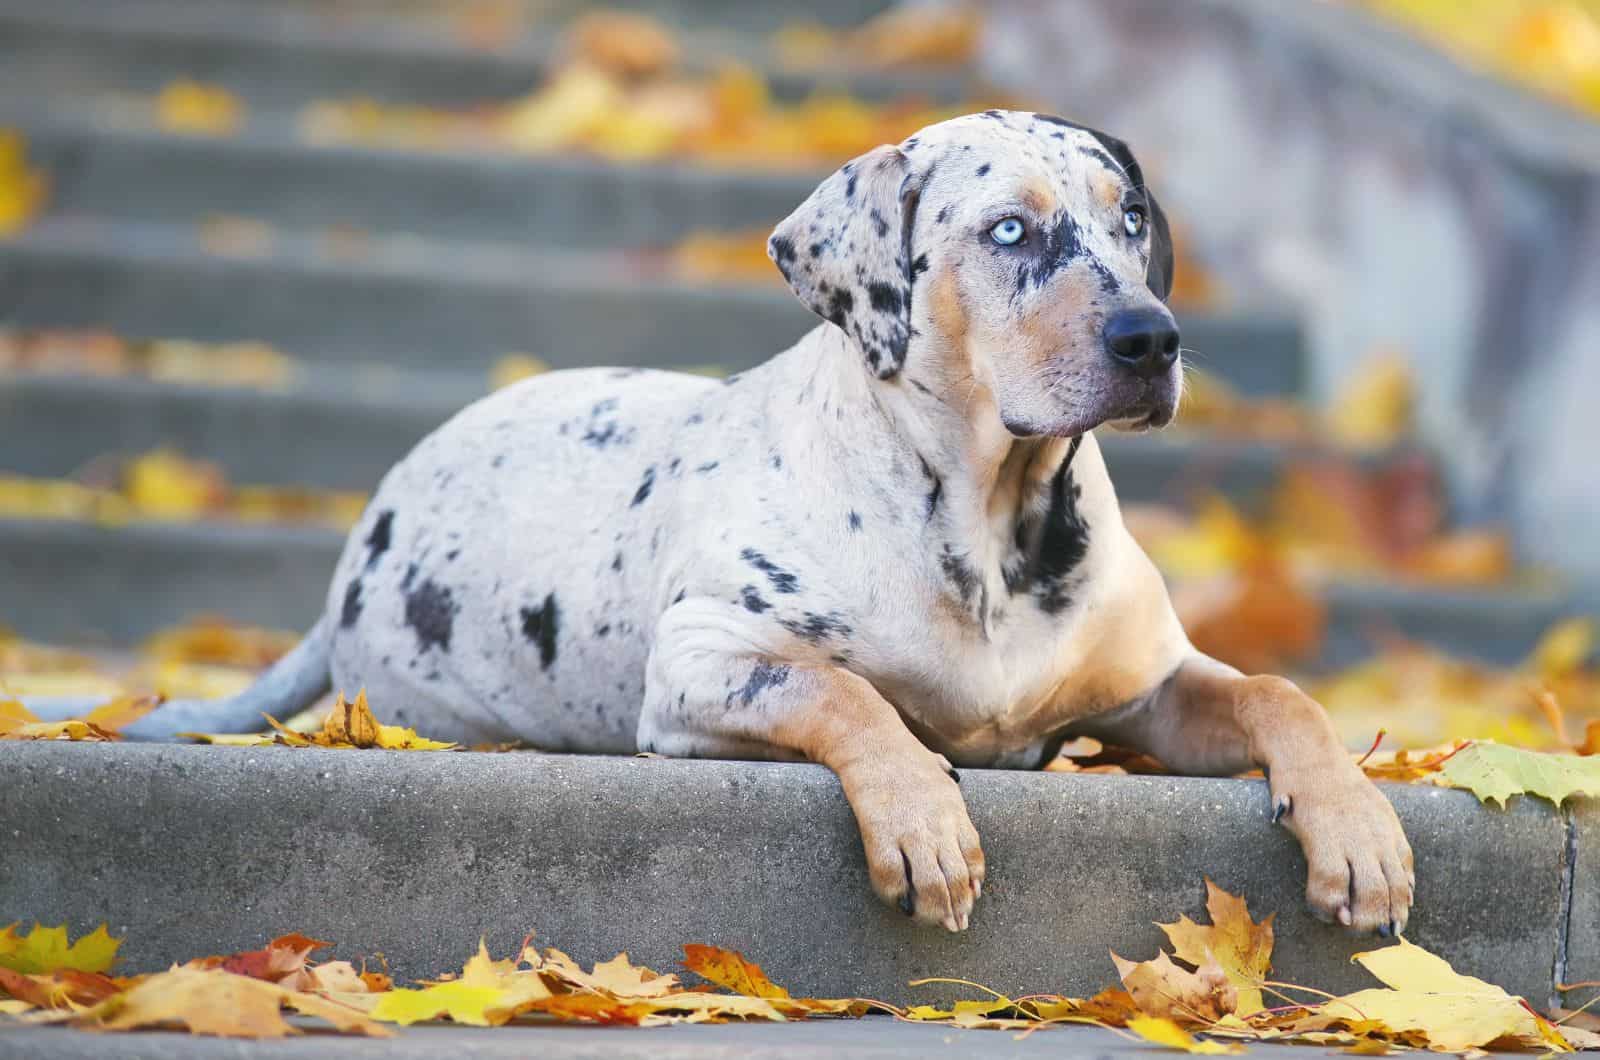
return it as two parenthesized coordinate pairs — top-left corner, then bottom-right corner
(796, 327), (1081, 628)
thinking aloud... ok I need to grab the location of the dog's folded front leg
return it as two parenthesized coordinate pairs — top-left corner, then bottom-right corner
(639, 601), (984, 931)
(1083, 653), (1414, 934)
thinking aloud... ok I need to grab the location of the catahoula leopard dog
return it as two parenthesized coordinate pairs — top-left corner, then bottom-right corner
(87, 110), (1414, 935)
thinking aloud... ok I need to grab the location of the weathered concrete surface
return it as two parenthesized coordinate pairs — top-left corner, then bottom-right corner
(1567, 800), (1598, 1002)
(0, 1019), (1345, 1060)
(0, 744), (1575, 1008)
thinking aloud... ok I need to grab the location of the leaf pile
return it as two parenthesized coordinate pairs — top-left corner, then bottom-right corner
(5, 884), (1596, 1050)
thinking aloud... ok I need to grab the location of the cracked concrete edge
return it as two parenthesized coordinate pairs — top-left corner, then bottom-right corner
(0, 743), (1579, 1006)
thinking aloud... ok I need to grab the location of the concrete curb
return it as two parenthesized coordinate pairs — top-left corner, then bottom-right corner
(0, 743), (1583, 1009)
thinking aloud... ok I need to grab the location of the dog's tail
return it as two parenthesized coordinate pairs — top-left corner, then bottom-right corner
(18, 616), (334, 741)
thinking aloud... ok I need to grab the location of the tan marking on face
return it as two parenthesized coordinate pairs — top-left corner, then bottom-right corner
(1092, 171), (1121, 210)
(928, 263), (970, 364)
(1021, 177), (1057, 216)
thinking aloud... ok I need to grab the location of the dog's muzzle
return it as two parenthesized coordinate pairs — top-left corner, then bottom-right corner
(1103, 307), (1181, 428)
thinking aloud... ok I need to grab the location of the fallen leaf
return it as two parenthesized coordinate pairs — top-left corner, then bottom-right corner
(0, 696), (161, 741)
(0, 924), (120, 975)
(191, 690), (456, 750)
(1126, 1014), (1244, 1053)
(157, 80), (244, 136)
(1326, 351), (1413, 450)
(1156, 879), (1274, 1017)
(0, 130), (48, 236)
(1440, 741), (1600, 807)
(1299, 938), (1561, 1052)
(59, 966), (386, 1037)
(1113, 950), (1237, 1024)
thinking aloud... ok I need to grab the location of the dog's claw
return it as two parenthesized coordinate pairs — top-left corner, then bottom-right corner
(899, 893), (914, 917)
(947, 768), (961, 785)
(899, 851), (915, 917)
(1337, 906), (1353, 927)
(1271, 794), (1292, 824)
(1377, 921), (1392, 938)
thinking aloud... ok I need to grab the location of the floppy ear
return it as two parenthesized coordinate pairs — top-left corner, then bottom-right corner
(1145, 192), (1175, 303)
(767, 145), (920, 379)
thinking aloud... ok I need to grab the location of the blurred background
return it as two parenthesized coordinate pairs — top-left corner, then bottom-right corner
(1, 0), (1598, 758)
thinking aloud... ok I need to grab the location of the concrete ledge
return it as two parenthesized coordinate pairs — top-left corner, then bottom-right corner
(0, 743), (1580, 1009)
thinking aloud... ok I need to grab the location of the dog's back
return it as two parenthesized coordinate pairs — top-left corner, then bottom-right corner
(324, 365), (719, 747)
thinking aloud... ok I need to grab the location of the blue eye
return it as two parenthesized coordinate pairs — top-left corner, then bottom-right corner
(989, 217), (1025, 246)
(1123, 206), (1146, 237)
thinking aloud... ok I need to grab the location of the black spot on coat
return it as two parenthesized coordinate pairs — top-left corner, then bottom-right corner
(631, 465), (656, 507)
(363, 511), (393, 569)
(728, 661), (792, 708)
(340, 578), (363, 628)
(740, 548), (799, 593)
(519, 593), (561, 670)
(404, 579), (458, 653)
(740, 586), (770, 613)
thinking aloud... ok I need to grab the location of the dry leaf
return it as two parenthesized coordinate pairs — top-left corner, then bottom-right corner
(1126, 1014), (1244, 1053)
(0, 130), (48, 236)
(0, 924), (121, 976)
(1156, 879), (1274, 1017)
(1113, 950), (1237, 1024)
(156, 80), (244, 136)
(0, 697), (159, 742)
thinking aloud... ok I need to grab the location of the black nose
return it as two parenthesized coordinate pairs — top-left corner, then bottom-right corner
(1104, 308), (1180, 379)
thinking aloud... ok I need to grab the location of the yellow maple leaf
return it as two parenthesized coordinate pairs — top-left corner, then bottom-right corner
(191, 690), (455, 750)
(0, 923), (120, 975)
(1157, 879), (1274, 1016)
(1127, 1014), (1244, 1053)
(1299, 938), (1563, 1052)
(369, 980), (507, 1027)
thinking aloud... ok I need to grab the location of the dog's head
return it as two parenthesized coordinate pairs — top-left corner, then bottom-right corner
(769, 109), (1179, 437)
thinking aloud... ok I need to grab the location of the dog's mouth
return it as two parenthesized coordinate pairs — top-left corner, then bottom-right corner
(1105, 378), (1180, 433)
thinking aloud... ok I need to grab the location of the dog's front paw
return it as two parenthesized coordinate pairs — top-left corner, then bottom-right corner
(841, 753), (984, 932)
(1271, 765), (1414, 934)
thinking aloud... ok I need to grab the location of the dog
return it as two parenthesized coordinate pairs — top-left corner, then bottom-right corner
(81, 110), (1414, 935)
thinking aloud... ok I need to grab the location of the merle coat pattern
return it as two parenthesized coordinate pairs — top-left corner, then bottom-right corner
(102, 112), (1414, 936)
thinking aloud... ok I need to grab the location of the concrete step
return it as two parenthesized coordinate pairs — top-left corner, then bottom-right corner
(18, 113), (824, 250)
(1, 742), (1588, 1012)
(0, 217), (1309, 395)
(0, 0), (965, 109)
(0, 368), (1403, 503)
(0, 517), (1577, 663)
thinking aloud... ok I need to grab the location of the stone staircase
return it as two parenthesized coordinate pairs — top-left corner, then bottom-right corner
(0, 0), (1578, 662)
